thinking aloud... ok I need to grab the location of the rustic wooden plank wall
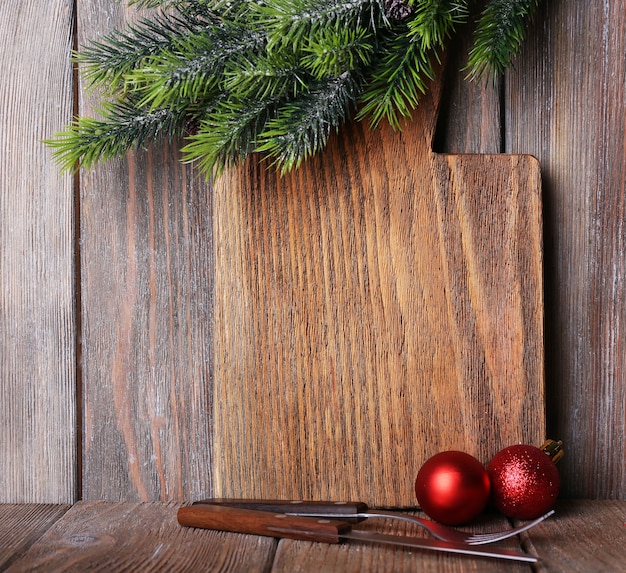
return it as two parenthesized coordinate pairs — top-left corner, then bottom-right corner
(0, 1), (76, 503)
(1, 0), (624, 503)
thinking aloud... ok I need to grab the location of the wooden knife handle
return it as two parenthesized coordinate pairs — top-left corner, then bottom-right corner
(177, 504), (353, 543)
(192, 498), (368, 523)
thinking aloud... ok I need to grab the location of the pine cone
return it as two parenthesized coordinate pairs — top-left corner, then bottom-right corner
(384, 0), (413, 21)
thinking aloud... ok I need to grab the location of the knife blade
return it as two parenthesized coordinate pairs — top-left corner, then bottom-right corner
(192, 498), (369, 523)
(177, 504), (537, 563)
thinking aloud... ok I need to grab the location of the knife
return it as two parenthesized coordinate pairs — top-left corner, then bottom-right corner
(177, 504), (538, 563)
(192, 498), (369, 522)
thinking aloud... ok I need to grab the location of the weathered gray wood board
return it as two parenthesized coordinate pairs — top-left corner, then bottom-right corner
(0, 1), (76, 503)
(505, 0), (626, 498)
(3, 502), (277, 572)
(77, 1), (214, 501)
(521, 500), (626, 573)
(0, 504), (70, 570)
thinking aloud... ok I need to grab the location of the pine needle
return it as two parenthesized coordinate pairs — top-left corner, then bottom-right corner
(358, 32), (434, 129)
(45, 100), (188, 172)
(77, 10), (208, 90)
(255, 72), (360, 173)
(408, 1), (469, 51)
(182, 97), (279, 175)
(466, 0), (541, 81)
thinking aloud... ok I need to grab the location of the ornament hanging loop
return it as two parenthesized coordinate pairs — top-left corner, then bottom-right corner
(540, 439), (564, 464)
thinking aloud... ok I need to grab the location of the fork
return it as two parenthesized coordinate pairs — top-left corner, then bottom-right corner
(350, 507), (554, 545)
(192, 499), (554, 545)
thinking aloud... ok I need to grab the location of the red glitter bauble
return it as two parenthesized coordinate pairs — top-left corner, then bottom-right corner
(487, 444), (560, 519)
(415, 451), (491, 525)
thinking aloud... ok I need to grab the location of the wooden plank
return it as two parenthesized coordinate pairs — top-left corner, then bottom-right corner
(521, 500), (626, 572)
(212, 73), (545, 506)
(270, 512), (531, 573)
(0, 505), (70, 570)
(7, 502), (276, 572)
(4, 501), (625, 572)
(0, 1), (76, 502)
(77, 1), (214, 501)
(436, 21), (502, 155)
(505, 0), (626, 498)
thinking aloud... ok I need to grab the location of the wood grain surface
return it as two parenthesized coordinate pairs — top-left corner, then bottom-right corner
(0, 1), (76, 503)
(78, 1), (214, 501)
(522, 500), (626, 573)
(270, 511), (529, 573)
(4, 500), (626, 572)
(212, 74), (545, 506)
(5, 502), (276, 572)
(504, 0), (626, 498)
(0, 504), (70, 569)
(435, 19), (502, 155)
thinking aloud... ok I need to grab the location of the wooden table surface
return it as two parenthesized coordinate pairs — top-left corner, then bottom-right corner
(1, 500), (624, 572)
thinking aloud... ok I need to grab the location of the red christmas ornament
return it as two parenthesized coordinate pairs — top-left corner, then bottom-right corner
(415, 451), (491, 525)
(487, 440), (564, 519)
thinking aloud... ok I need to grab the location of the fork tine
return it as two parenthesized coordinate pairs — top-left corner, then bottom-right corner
(468, 511), (554, 541)
(466, 510), (555, 544)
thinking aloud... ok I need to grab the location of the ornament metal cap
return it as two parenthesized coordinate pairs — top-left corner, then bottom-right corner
(540, 439), (564, 464)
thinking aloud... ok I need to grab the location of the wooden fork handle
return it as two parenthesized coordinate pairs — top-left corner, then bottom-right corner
(178, 504), (353, 543)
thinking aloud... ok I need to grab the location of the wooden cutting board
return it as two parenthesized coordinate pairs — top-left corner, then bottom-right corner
(211, 76), (545, 507)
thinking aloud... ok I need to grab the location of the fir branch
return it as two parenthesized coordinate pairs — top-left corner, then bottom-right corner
(126, 0), (185, 8)
(182, 97), (280, 175)
(125, 23), (266, 110)
(408, 0), (469, 51)
(254, 0), (388, 52)
(198, 0), (257, 20)
(48, 0), (546, 175)
(301, 26), (374, 78)
(358, 31), (433, 129)
(77, 10), (210, 90)
(255, 72), (361, 173)
(466, 0), (541, 80)
(224, 53), (307, 101)
(45, 99), (189, 172)
(125, 0), (230, 12)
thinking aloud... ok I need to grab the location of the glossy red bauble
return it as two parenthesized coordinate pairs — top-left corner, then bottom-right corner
(415, 451), (491, 525)
(487, 444), (560, 519)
